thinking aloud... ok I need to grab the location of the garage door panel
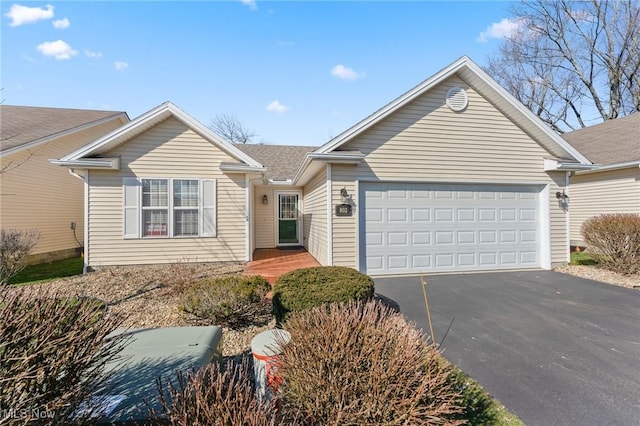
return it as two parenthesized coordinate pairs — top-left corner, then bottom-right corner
(363, 183), (541, 275)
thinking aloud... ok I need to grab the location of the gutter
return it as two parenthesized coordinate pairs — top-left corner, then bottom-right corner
(574, 160), (640, 175)
(292, 151), (365, 185)
(49, 157), (120, 170)
(543, 159), (599, 172)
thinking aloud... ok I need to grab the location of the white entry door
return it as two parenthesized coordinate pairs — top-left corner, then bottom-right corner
(361, 183), (541, 275)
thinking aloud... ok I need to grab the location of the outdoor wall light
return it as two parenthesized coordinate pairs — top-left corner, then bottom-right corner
(556, 190), (569, 204)
(262, 194), (268, 205)
(340, 188), (349, 203)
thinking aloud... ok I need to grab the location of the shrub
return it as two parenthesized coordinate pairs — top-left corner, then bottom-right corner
(153, 359), (290, 426)
(272, 266), (374, 323)
(0, 229), (40, 286)
(277, 300), (464, 425)
(0, 287), (126, 424)
(581, 213), (640, 274)
(180, 275), (271, 328)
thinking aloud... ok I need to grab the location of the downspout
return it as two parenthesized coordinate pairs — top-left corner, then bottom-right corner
(566, 171), (572, 263)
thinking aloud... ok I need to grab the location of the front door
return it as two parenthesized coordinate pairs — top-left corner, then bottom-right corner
(276, 192), (301, 246)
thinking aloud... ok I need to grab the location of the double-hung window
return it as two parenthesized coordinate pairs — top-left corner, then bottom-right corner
(123, 177), (216, 239)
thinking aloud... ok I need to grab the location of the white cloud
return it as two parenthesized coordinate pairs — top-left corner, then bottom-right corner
(240, 0), (257, 10)
(331, 64), (365, 80)
(52, 17), (69, 29)
(84, 50), (103, 58)
(277, 40), (295, 46)
(477, 18), (524, 42)
(5, 4), (54, 27)
(36, 40), (78, 60)
(114, 61), (129, 71)
(266, 100), (289, 113)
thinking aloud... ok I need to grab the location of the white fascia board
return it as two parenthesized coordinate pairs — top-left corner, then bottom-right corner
(574, 160), (640, 175)
(1, 112), (129, 157)
(292, 152), (365, 185)
(49, 157), (120, 170)
(316, 57), (468, 154)
(60, 102), (263, 168)
(544, 159), (599, 171)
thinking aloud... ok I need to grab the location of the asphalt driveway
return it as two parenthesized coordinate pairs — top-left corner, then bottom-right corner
(374, 271), (640, 426)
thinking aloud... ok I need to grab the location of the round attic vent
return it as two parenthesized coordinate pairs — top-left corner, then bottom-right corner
(445, 86), (468, 112)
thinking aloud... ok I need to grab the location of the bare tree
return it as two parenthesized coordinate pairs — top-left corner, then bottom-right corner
(486, 0), (640, 132)
(209, 114), (256, 144)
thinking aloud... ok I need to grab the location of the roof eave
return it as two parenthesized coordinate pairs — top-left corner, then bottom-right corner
(49, 157), (120, 170)
(574, 160), (640, 175)
(292, 152), (365, 186)
(60, 102), (263, 168)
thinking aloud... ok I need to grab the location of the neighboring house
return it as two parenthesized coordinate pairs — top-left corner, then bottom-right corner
(1, 105), (129, 263)
(53, 56), (592, 275)
(562, 113), (640, 247)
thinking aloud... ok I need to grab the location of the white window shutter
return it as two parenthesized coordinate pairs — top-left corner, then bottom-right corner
(201, 179), (216, 237)
(123, 177), (140, 238)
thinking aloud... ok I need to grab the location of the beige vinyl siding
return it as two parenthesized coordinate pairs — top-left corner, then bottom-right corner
(87, 117), (246, 266)
(330, 74), (568, 268)
(569, 167), (640, 245)
(253, 186), (275, 249)
(0, 119), (123, 257)
(302, 168), (327, 264)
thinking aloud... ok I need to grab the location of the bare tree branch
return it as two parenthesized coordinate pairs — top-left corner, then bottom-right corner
(486, 0), (640, 131)
(209, 114), (256, 144)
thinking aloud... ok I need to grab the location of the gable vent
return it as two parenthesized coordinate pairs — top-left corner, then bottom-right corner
(445, 86), (468, 112)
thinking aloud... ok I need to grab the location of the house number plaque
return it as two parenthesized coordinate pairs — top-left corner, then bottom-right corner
(335, 204), (352, 217)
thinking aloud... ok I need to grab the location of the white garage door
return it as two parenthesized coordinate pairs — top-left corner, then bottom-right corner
(361, 183), (541, 275)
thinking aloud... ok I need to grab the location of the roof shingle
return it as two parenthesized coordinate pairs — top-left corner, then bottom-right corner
(1, 105), (126, 152)
(235, 144), (316, 181)
(562, 113), (639, 166)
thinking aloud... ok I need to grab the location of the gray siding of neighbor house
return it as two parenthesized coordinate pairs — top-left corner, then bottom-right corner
(1, 119), (124, 259)
(329, 75), (569, 269)
(87, 117), (247, 266)
(569, 167), (640, 246)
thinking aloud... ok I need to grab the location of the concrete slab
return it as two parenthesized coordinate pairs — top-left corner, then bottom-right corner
(374, 271), (640, 426)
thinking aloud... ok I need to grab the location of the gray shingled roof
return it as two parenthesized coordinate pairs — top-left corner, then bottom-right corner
(235, 144), (316, 181)
(562, 113), (639, 166)
(1, 105), (126, 152)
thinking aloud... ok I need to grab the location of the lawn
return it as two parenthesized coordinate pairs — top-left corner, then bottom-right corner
(570, 251), (597, 266)
(9, 256), (84, 285)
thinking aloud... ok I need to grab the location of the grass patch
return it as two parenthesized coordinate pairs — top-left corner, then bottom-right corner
(449, 367), (524, 425)
(9, 257), (83, 285)
(570, 251), (598, 266)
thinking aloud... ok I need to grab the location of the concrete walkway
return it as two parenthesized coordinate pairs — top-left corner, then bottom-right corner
(244, 248), (320, 284)
(374, 271), (640, 426)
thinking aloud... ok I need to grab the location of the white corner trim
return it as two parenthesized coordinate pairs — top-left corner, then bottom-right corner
(565, 172), (570, 263)
(540, 184), (551, 270)
(326, 164), (333, 266)
(83, 172), (90, 273)
(245, 175), (251, 262)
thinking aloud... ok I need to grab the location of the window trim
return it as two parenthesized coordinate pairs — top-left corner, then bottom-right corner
(123, 177), (216, 239)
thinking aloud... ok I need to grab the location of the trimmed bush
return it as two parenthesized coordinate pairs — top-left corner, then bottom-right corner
(180, 275), (271, 328)
(154, 360), (290, 426)
(582, 213), (640, 274)
(272, 266), (374, 323)
(0, 287), (126, 424)
(277, 300), (464, 425)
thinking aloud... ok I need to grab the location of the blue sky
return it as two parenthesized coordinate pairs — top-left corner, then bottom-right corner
(2, 1), (518, 146)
